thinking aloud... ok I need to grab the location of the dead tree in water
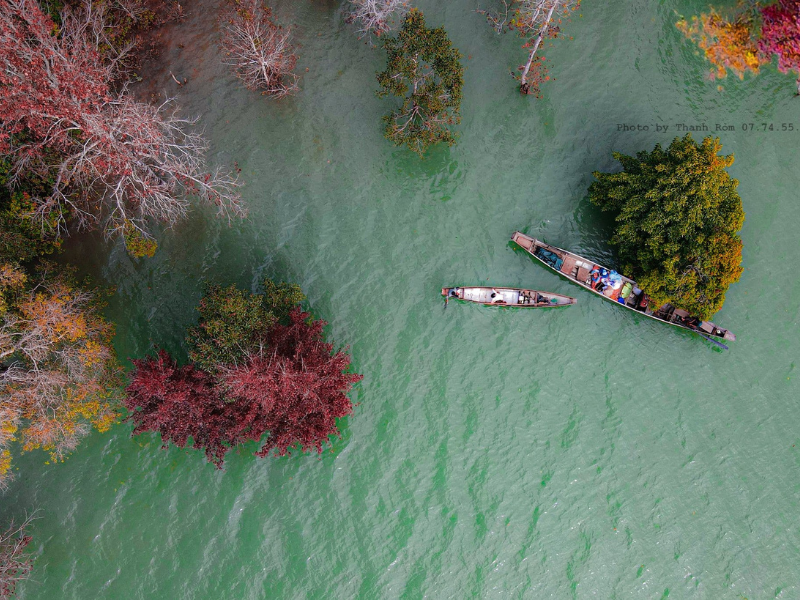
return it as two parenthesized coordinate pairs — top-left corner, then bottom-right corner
(483, 0), (580, 95)
(346, 0), (409, 42)
(220, 0), (298, 97)
(0, 516), (34, 596)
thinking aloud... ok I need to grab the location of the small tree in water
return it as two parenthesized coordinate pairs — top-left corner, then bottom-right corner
(481, 0), (580, 96)
(347, 0), (409, 42)
(376, 9), (464, 156)
(0, 516), (33, 597)
(589, 135), (745, 320)
(0, 264), (122, 488)
(759, 0), (800, 90)
(678, 0), (800, 93)
(220, 0), (299, 97)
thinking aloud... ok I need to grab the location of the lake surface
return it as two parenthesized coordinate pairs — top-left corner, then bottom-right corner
(3, 0), (800, 597)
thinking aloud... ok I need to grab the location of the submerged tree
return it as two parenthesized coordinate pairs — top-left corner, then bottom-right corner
(187, 280), (305, 372)
(0, 516), (33, 596)
(220, 0), (299, 97)
(482, 0), (580, 96)
(219, 308), (362, 457)
(759, 0), (800, 86)
(376, 9), (464, 156)
(125, 281), (361, 467)
(0, 264), (122, 488)
(347, 0), (409, 42)
(0, 0), (244, 257)
(589, 135), (744, 320)
(677, 5), (765, 80)
(679, 0), (800, 91)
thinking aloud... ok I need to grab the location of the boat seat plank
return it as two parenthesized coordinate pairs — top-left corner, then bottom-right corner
(560, 256), (578, 276)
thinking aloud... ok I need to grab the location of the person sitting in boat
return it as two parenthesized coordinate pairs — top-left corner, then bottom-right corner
(449, 288), (460, 298)
(490, 289), (506, 303)
(590, 267), (601, 289)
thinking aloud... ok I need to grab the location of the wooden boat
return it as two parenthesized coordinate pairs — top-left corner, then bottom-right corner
(441, 286), (576, 308)
(511, 231), (736, 342)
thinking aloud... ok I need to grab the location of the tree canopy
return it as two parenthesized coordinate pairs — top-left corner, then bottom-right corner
(376, 9), (464, 156)
(678, 0), (800, 86)
(589, 134), (744, 320)
(187, 280), (305, 372)
(0, 0), (243, 258)
(125, 281), (361, 467)
(0, 264), (122, 487)
(760, 0), (800, 76)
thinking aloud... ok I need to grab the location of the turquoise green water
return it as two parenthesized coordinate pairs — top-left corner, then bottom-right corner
(3, 0), (800, 597)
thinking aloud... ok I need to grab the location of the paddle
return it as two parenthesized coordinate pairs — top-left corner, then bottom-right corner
(699, 333), (729, 350)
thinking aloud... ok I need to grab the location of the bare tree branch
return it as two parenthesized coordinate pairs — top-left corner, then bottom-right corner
(346, 0), (409, 43)
(220, 0), (299, 97)
(0, 514), (34, 596)
(0, 0), (245, 249)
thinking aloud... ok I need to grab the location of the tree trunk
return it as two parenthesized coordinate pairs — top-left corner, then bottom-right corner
(520, 0), (560, 94)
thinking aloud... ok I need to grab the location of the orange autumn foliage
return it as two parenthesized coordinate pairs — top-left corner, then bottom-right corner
(0, 264), (122, 488)
(677, 8), (767, 79)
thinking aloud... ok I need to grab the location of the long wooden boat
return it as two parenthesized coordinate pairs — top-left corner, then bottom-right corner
(511, 232), (736, 342)
(442, 286), (576, 308)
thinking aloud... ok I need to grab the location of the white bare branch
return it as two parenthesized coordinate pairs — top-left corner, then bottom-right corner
(0, 0), (245, 245)
(347, 0), (409, 42)
(220, 0), (299, 97)
(0, 514), (35, 591)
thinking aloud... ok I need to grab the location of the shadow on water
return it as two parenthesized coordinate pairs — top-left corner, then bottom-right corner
(572, 194), (618, 268)
(508, 194), (619, 270)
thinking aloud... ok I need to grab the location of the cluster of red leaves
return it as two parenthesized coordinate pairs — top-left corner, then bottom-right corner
(679, 1), (800, 84)
(124, 309), (361, 467)
(519, 56), (550, 98)
(0, 1), (110, 156)
(759, 0), (800, 75)
(123, 353), (236, 467)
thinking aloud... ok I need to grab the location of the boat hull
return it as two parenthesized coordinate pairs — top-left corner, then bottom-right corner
(442, 286), (576, 308)
(511, 232), (736, 342)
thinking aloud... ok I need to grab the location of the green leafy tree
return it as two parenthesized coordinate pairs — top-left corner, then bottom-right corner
(0, 158), (61, 264)
(376, 9), (464, 156)
(589, 134), (744, 320)
(187, 279), (305, 371)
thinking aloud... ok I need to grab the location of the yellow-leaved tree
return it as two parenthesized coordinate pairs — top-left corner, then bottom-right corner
(0, 263), (122, 488)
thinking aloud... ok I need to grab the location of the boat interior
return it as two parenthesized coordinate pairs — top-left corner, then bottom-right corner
(530, 242), (731, 337)
(451, 288), (569, 306)
(510, 232), (733, 339)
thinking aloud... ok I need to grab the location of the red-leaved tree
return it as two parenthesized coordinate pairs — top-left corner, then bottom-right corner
(123, 351), (241, 467)
(0, 0), (243, 252)
(759, 0), (800, 82)
(124, 309), (361, 467)
(221, 308), (362, 457)
(0, 0), (110, 158)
